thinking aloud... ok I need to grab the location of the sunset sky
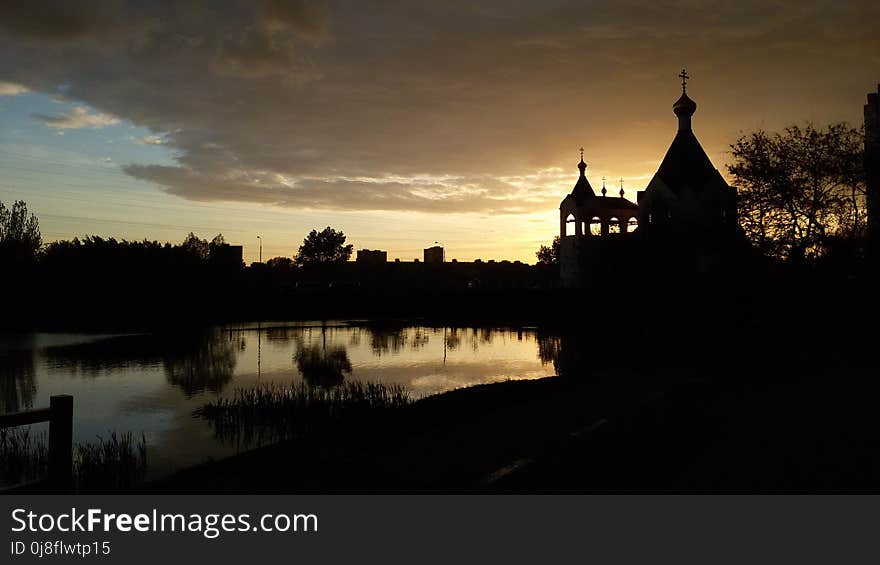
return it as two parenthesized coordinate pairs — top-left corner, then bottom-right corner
(1, 1), (878, 263)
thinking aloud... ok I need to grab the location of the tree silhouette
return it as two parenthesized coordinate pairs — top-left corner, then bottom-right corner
(729, 123), (865, 261)
(180, 232), (210, 260)
(536, 236), (560, 265)
(266, 256), (294, 270)
(294, 227), (353, 267)
(0, 200), (42, 265)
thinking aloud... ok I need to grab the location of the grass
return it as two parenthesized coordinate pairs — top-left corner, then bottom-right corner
(0, 426), (47, 485)
(196, 381), (411, 448)
(74, 432), (148, 492)
(0, 427), (147, 492)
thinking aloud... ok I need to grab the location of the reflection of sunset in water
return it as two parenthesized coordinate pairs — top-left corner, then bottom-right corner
(0, 322), (559, 480)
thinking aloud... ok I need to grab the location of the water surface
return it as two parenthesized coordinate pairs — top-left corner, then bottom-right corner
(0, 322), (558, 480)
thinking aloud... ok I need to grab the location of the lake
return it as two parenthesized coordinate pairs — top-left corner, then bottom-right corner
(0, 321), (560, 481)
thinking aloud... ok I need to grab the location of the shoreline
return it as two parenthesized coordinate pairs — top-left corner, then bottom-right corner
(148, 345), (880, 493)
(146, 372), (686, 493)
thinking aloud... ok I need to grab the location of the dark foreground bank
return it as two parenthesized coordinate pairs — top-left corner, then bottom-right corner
(149, 344), (880, 493)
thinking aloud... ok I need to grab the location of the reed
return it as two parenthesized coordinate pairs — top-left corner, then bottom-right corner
(196, 381), (410, 448)
(74, 432), (147, 492)
(0, 426), (48, 486)
(0, 427), (147, 492)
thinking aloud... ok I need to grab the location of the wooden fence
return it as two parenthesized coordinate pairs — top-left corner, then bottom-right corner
(0, 395), (73, 492)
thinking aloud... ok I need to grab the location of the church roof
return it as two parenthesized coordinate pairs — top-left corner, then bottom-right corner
(651, 69), (726, 194)
(595, 196), (638, 211)
(653, 129), (719, 193)
(563, 156), (639, 210)
(569, 158), (596, 204)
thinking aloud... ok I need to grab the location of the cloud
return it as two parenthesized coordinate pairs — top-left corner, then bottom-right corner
(259, 0), (329, 36)
(0, 81), (29, 95)
(0, 0), (878, 215)
(123, 163), (558, 213)
(33, 106), (120, 129)
(212, 27), (298, 79)
(0, 0), (122, 40)
(140, 135), (165, 145)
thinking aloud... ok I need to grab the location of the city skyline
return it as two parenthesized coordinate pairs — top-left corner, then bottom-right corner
(1, 1), (878, 263)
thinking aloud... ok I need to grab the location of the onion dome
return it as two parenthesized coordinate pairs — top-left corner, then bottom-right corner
(673, 68), (696, 131)
(569, 147), (596, 203)
(673, 92), (697, 118)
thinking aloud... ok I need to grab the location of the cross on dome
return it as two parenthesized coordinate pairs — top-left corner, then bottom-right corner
(679, 68), (690, 93)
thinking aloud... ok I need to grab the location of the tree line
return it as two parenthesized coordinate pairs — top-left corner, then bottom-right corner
(0, 205), (360, 327)
(0, 203), (354, 272)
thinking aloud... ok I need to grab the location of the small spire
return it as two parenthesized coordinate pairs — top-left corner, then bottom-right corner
(577, 147), (586, 176)
(601, 176), (607, 197)
(679, 68), (689, 93)
(619, 177), (625, 198)
(673, 69), (697, 130)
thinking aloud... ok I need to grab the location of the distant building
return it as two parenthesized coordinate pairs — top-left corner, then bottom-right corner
(866, 84), (880, 256)
(356, 249), (387, 264)
(209, 243), (243, 269)
(424, 245), (445, 263)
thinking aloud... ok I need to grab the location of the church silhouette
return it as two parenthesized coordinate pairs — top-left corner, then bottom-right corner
(559, 70), (740, 287)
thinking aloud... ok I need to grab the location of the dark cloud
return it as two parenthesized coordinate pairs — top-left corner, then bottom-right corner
(1, 0), (878, 213)
(213, 27), (298, 78)
(259, 0), (330, 37)
(0, 0), (122, 40)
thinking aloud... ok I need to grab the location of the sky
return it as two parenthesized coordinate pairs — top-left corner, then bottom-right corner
(0, 1), (878, 263)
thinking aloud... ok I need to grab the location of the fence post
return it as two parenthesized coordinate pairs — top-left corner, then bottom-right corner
(48, 395), (73, 493)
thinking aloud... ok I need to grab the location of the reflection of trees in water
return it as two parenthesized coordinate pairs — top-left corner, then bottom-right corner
(350, 326), (427, 354)
(466, 327), (497, 352)
(35, 333), (243, 399)
(0, 330), (242, 407)
(537, 334), (562, 375)
(480, 328), (494, 343)
(368, 328), (407, 356)
(293, 339), (352, 389)
(351, 325), (524, 356)
(536, 330), (589, 377)
(42, 335), (166, 374)
(348, 328), (362, 347)
(445, 328), (461, 351)
(410, 328), (430, 350)
(38, 331), (238, 397)
(0, 349), (36, 414)
(265, 327), (302, 344)
(163, 331), (237, 397)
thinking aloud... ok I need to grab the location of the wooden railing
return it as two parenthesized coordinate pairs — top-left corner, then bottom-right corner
(0, 395), (73, 492)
